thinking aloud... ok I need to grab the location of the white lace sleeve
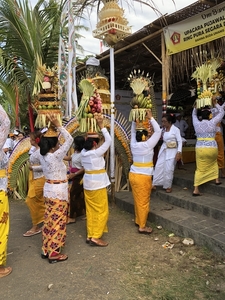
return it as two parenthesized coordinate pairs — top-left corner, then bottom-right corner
(54, 127), (73, 160)
(0, 105), (10, 190)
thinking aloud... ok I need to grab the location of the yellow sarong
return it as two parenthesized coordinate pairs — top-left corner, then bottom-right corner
(129, 172), (152, 228)
(194, 147), (218, 186)
(0, 190), (9, 266)
(215, 132), (224, 169)
(84, 188), (109, 239)
(25, 171), (45, 225)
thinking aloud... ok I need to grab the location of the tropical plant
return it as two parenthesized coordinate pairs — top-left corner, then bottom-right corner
(0, 0), (176, 127)
(0, 0), (88, 127)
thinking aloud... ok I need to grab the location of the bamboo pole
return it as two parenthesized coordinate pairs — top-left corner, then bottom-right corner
(161, 32), (167, 115)
(110, 47), (115, 206)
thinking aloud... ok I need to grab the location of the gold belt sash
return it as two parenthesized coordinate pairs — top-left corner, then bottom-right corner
(133, 162), (153, 167)
(197, 138), (214, 141)
(0, 169), (6, 178)
(46, 179), (67, 184)
(85, 169), (106, 174)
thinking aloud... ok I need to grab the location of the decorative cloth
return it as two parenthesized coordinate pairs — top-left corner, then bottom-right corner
(42, 197), (68, 257)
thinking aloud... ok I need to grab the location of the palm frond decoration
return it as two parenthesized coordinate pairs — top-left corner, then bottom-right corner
(8, 137), (31, 200)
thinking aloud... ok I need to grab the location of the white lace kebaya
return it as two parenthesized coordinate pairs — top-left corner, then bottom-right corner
(0, 105), (10, 192)
(39, 127), (73, 201)
(30, 148), (44, 180)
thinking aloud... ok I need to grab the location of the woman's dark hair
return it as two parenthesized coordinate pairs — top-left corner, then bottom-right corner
(30, 131), (43, 146)
(136, 130), (148, 142)
(163, 113), (176, 124)
(201, 108), (211, 120)
(83, 137), (100, 151)
(39, 137), (58, 155)
(74, 136), (85, 152)
(30, 131), (42, 139)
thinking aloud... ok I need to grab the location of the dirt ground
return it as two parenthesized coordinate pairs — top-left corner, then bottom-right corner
(1, 198), (225, 300)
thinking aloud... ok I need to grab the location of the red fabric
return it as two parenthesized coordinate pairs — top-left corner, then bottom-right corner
(28, 93), (34, 132)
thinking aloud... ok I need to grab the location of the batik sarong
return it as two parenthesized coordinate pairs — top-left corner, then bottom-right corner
(42, 197), (68, 257)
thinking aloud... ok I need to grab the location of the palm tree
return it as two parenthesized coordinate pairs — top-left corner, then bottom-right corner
(0, 0), (176, 127)
(0, 0), (88, 127)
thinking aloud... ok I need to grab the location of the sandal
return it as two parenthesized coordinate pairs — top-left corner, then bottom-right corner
(166, 188), (172, 193)
(86, 238), (91, 244)
(41, 253), (48, 259)
(23, 229), (42, 237)
(90, 239), (108, 247)
(0, 266), (12, 278)
(48, 254), (68, 264)
(138, 227), (153, 235)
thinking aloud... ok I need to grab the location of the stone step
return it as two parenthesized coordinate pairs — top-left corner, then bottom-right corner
(114, 191), (225, 256)
(153, 185), (225, 222)
(114, 163), (225, 256)
(150, 197), (225, 256)
(173, 165), (225, 197)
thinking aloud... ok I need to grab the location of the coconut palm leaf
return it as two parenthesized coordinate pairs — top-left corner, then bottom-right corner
(0, 0), (176, 124)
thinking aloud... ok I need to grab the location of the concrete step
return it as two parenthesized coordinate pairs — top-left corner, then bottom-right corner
(173, 165), (225, 197)
(154, 185), (225, 222)
(150, 196), (225, 256)
(114, 163), (225, 256)
(114, 191), (225, 256)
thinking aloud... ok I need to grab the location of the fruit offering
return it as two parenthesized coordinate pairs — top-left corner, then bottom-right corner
(76, 79), (103, 132)
(34, 65), (61, 128)
(128, 69), (153, 121)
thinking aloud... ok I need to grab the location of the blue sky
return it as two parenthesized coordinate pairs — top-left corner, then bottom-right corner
(29, 0), (196, 56)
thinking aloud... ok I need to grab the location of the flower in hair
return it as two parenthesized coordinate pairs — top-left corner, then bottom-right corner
(35, 137), (40, 144)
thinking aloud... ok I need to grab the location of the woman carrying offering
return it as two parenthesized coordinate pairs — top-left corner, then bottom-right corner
(23, 131), (45, 237)
(192, 97), (224, 196)
(0, 104), (12, 278)
(39, 114), (73, 263)
(81, 115), (111, 247)
(153, 113), (182, 193)
(129, 110), (161, 234)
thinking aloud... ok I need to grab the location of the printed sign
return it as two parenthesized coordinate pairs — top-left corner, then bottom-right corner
(163, 3), (225, 55)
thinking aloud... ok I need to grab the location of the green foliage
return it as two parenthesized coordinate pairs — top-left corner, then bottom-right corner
(0, 0), (87, 125)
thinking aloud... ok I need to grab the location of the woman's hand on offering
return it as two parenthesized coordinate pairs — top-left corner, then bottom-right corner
(47, 113), (61, 128)
(95, 114), (104, 129)
(146, 109), (153, 119)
